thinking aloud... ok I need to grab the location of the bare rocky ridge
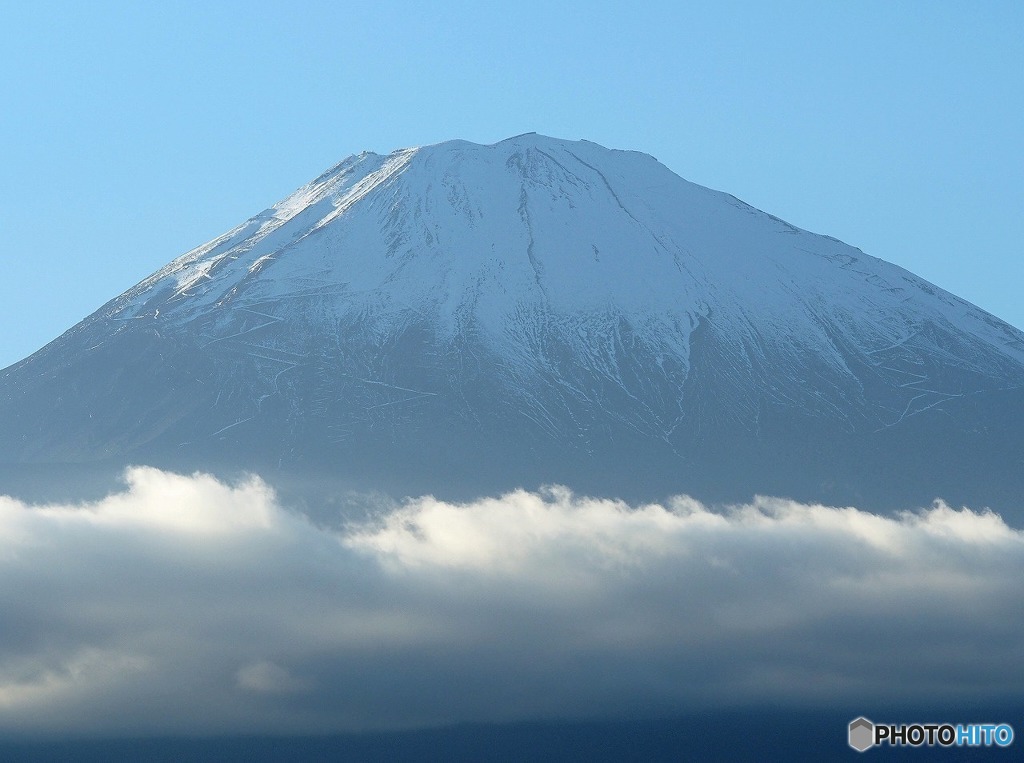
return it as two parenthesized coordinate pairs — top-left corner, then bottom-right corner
(2, 134), (1023, 514)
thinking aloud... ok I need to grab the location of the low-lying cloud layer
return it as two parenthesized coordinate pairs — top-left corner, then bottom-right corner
(0, 467), (1021, 736)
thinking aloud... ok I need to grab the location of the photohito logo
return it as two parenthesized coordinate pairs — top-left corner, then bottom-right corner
(848, 717), (1014, 752)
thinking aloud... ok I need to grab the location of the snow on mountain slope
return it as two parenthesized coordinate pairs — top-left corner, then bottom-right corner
(110, 134), (1024, 426)
(3, 134), (1023, 509)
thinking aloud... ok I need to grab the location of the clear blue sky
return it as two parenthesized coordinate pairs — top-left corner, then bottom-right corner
(2, 1), (1021, 370)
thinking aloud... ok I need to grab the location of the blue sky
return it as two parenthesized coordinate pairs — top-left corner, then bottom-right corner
(1, 1), (1021, 369)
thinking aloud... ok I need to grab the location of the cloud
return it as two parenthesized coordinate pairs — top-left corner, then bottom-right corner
(0, 467), (1021, 735)
(236, 660), (310, 695)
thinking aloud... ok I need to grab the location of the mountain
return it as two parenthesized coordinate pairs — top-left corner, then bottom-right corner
(2, 134), (1023, 512)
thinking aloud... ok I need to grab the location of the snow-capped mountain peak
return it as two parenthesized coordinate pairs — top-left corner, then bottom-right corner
(3, 135), (1023, 511)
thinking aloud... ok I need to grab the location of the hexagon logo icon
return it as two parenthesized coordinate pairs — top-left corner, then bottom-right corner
(849, 717), (874, 752)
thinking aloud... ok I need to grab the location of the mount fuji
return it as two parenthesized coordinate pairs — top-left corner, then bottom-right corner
(3, 134), (1023, 512)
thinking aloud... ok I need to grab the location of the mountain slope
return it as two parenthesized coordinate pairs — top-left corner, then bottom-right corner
(2, 134), (1023, 511)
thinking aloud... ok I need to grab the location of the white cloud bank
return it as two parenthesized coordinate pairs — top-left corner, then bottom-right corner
(0, 467), (1021, 735)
